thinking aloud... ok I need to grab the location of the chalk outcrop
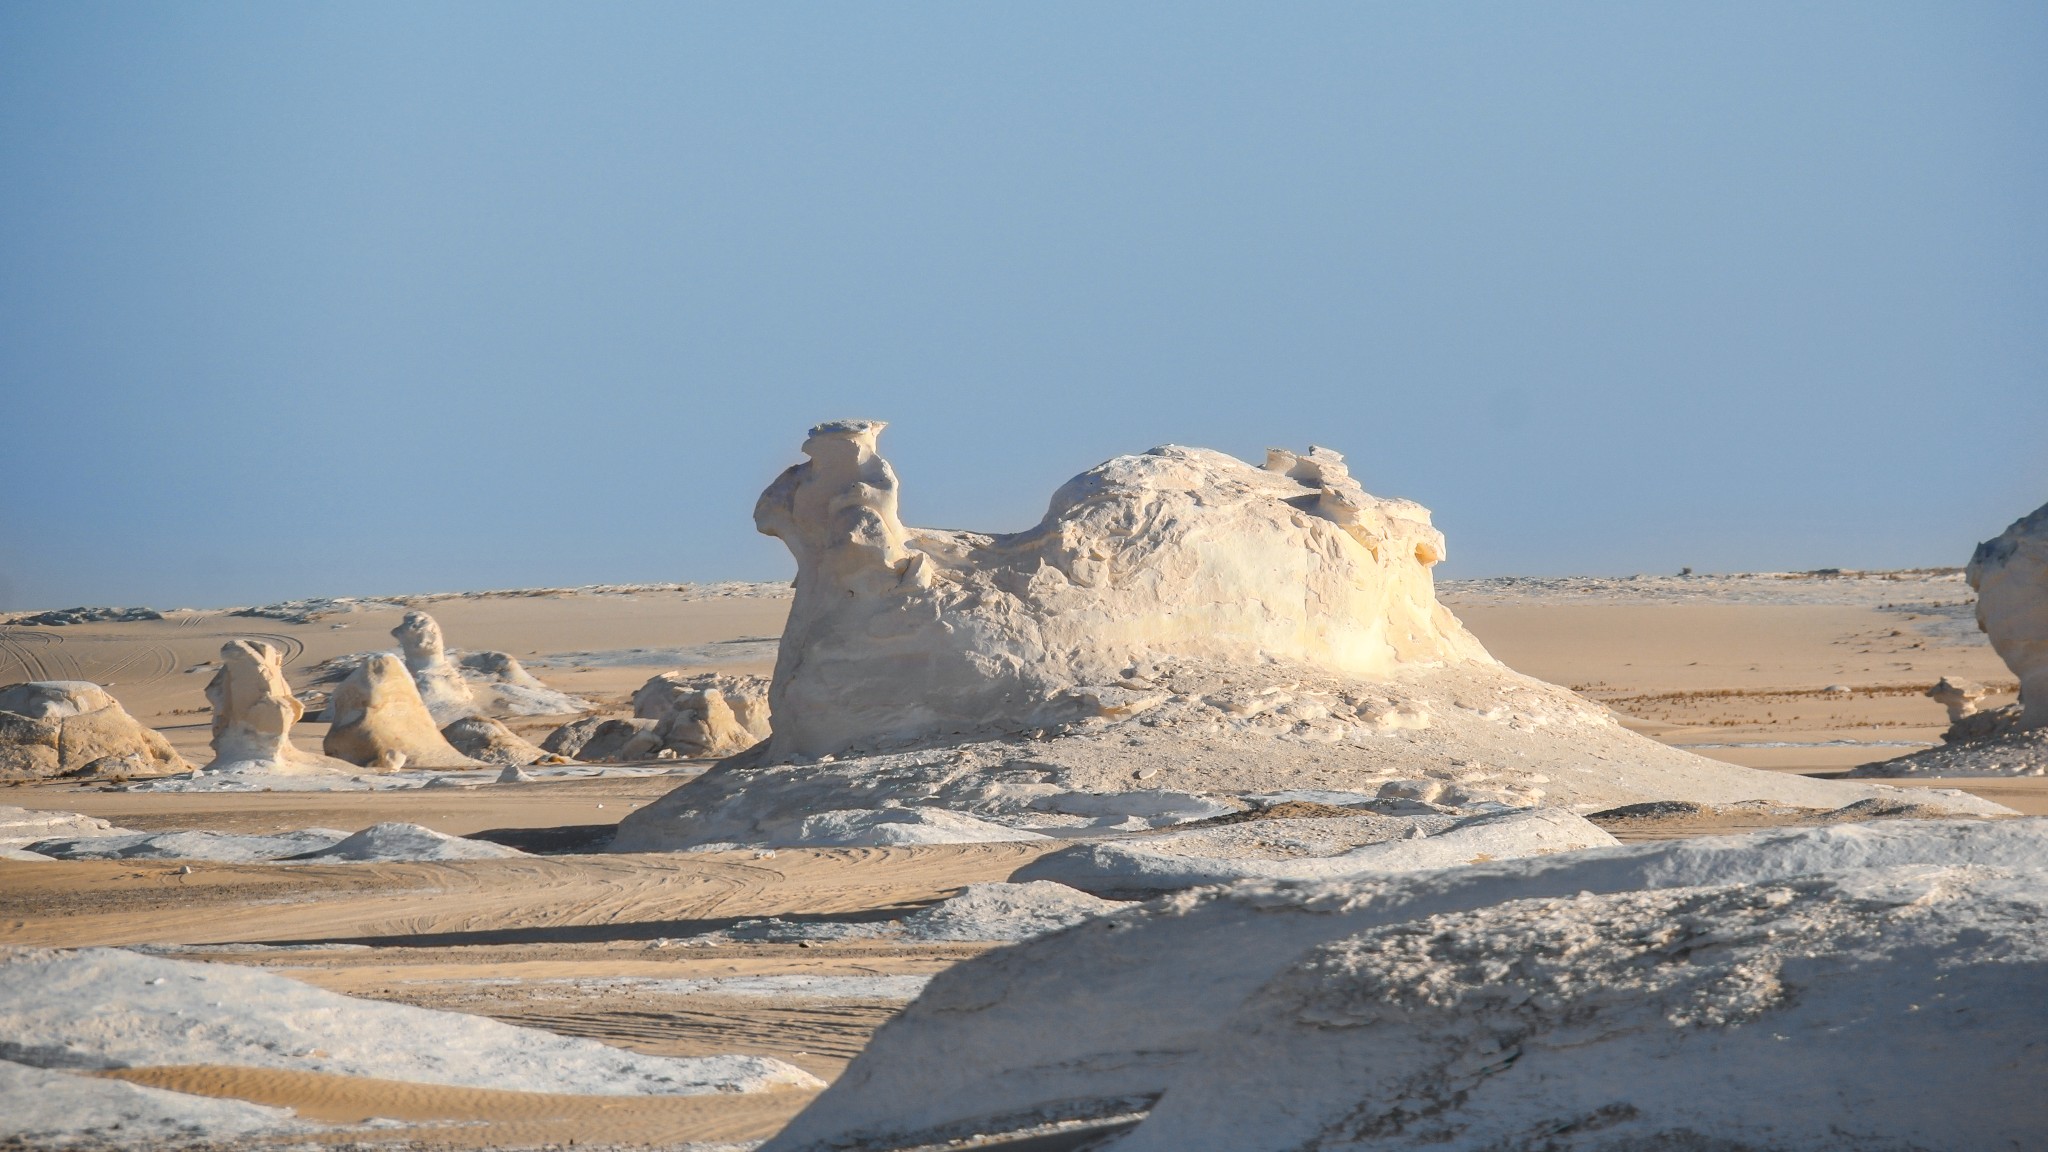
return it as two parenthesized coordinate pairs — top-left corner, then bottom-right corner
(323, 654), (482, 770)
(764, 819), (2048, 1152)
(0, 681), (186, 780)
(1969, 500), (2048, 728)
(440, 715), (552, 766)
(755, 420), (1486, 761)
(616, 424), (2004, 851)
(1926, 675), (1988, 723)
(393, 611), (480, 725)
(1850, 500), (2048, 779)
(203, 641), (355, 776)
(632, 672), (771, 759)
(458, 649), (590, 716)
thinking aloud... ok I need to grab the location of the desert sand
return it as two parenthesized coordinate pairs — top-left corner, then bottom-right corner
(2, 550), (2042, 1148)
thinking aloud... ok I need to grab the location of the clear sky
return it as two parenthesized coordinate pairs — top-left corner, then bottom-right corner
(2, 2), (2043, 611)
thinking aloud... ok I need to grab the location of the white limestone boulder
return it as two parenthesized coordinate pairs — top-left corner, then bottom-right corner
(323, 653), (482, 770)
(615, 423), (2006, 851)
(763, 819), (2048, 1151)
(1968, 500), (2048, 728)
(1013, 808), (1618, 895)
(393, 610), (480, 725)
(457, 649), (590, 716)
(753, 420), (1486, 761)
(0, 681), (186, 780)
(203, 640), (356, 777)
(632, 671), (771, 759)
(440, 715), (553, 766)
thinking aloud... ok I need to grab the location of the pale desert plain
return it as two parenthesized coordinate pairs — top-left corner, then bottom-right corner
(3, 426), (2046, 1151)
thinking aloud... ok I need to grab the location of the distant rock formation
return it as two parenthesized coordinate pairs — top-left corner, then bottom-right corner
(1926, 676), (1988, 724)
(203, 640), (354, 776)
(0, 681), (186, 780)
(755, 419), (1488, 761)
(632, 672), (771, 759)
(323, 654), (481, 770)
(393, 611), (480, 726)
(456, 651), (589, 716)
(1968, 500), (2047, 729)
(440, 715), (552, 767)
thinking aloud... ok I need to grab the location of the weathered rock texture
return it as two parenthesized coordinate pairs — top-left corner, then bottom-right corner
(323, 654), (481, 770)
(1850, 500), (2048, 779)
(1925, 675), (1987, 723)
(393, 611), (479, 726)
(633, 672), (771, 759)
(0, 682), (186, 780)
(1968, 500), (2048, 729)
(764, 820), (2048, 1152)
(756, 420), (1486, 761)
(440, 716), (552, 767)
(203, 641), (354, 776)
(616, 424), (2004, 850)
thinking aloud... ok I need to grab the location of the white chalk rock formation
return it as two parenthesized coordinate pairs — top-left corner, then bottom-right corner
(616, 424), (2006, 851)
(1926, 675), (1988, 724)
(0, 681), (187, 780)
(763, 819), (2048, 1152)
(393, 611), (479, 725)
(1968, 500), (2048, 728)
(0, 805), (135, 852)
(1014, 808), (1617, 895)
(633, 672), (771, 759)
(203, 641), (356, 777)
(756, 420), (1486, 760)
(440, 715), (552, 766)
(323, 654), (482, 770)
(1849, 500), (2048, 779)
(459, 649), (590, 716)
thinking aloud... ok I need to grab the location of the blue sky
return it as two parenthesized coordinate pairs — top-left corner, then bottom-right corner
(2, 2), (2043, 610)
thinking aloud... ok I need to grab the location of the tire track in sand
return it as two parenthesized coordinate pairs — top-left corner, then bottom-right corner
(0, 629), (64, 682)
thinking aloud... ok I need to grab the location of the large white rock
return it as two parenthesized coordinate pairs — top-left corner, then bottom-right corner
(202, 640), (355, 777)
(756, 420), (1485, 760)
(0, 681), (187, 780)
(615, 424), (2007, 851)
(393, 610), (480, 725)
(632, 671), (772, 759)
(1968, 500), (2048, 729)
(323, 653), (482, 770)
(763, 819), (2048, 1151)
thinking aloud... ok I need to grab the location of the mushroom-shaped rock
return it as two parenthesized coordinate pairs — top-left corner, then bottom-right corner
(1969, 500), (2048, 729)
(633, 672), (771, 759)
(0, 681), (187, 780)
(324, 654), (482, 770)
(1927, 677), (1989, 727)
(203, 641), (354, 775)
(754, 420), (1490, 761)
(392, 611), (479, 725)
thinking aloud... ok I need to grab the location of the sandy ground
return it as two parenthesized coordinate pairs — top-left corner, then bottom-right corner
(3, 575), (2042, 1148)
